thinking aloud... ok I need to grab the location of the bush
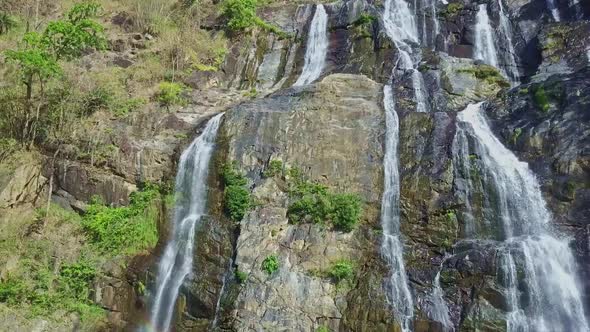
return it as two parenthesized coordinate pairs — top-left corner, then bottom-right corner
(235, 269), (248, 284)
(82, 184), (160, 255)
(329, 193), (362, 232)
(224, 185), (251, 221)
(287, 168), (363, 232)
(157, 82), (185, 107)
(263, 159), (283, 178)
(58, 261), (96, 300)
(0, 279), (27, 304)
(328, 260), (354, 282)
(533, 87), (550, 113)
(221, 0), (258, 30)
(261, 255), (279, 275)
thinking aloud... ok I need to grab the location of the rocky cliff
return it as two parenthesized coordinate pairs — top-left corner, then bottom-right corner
(1, 0), (590, 331)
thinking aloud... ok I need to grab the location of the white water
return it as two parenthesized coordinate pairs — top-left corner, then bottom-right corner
(383, 0), (429, 113)
(455, 103), (589, 332)
(429, 265), (453, 330)
(381, 86), (414, 332)
(497, 0), (519, 82)
(474, 5), (499, 68)
(150, 113), (224, 332)
(546, 0), (561, 21)
(293, 4), (328, 86)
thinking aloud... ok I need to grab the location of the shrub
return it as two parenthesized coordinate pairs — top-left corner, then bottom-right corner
(225, 185), (251, 221)
(235, 269), (248, 284)
(58, 261), (96, 300)
(221, 0), (258, 30)
(221, 162), (251, 221)
(439, 3), (463, 18)
(263, 159), (283, 178)
(533, 87), (550, 113)
(329, 193), (362, 232)
(157, 82), (185, 107)
(328, 260), (354, 282)
(82, 184), (160, 255)
(287, 168), (363, 232)
(0, 279), (27, 304)
(351, 14), (376, 27)
(261, 255), (279, 275)
(0, 12), (16, 35)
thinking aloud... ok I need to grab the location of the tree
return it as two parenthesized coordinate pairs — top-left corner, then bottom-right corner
(4, 2), (106, 145)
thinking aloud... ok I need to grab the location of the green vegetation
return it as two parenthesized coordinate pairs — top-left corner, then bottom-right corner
(458, 65), (510, 88)
(82, 184), (161, 256)
(316, 326), (330, 332)
(221, 162), (251, 221)
(328, 260), (354, 283)
(510, 128), (522, 144)
(351, 14), (376, 27)
(533, 86), (550, 113)
(0, 12), (16, 35)
(261, 254), (280, 275)
(235, 269), (248, 284)
(439, 3), (464, 18)
(287, 168), (363, 232)
(221, 0), (289, 38)
(157, 82), (186, 108)
(262, 159), (283, 178)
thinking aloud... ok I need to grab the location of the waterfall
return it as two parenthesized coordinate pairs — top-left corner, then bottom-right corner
(383, 0), (429, 113)
(293, 4), (328, 86)
(429, 269), (453, 331)
(381, 86), (414, 332)
(454, 103), (589, 332)
(545, 0), (561, 21)
(149, 113), (224, 332)
(474, 5), (499, 68)
(497, 0), (519, 82)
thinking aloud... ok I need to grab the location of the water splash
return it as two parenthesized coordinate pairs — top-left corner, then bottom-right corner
(149, 113), (224, 332)
(294, 4), (328, 86)
(454, 103), (589, 332)
(381, 85), (414, 332)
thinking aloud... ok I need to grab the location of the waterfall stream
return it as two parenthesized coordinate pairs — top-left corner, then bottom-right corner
(381, 86), (414, 332)
(293, 4), (328, 86)
(383, 0), (429, 113)
(429, 269), (453, 331)
(149, 113), (224, 332)
(454, 103), (589, 332)
(474, 4), (500, 69)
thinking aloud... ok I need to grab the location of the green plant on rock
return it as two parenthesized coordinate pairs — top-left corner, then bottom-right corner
(328, 260), (354, 283)
(287, 168), (363, 232)
(263, 159), (283, 178)
(0, 278), (27, 305)
(533, 86), (550, 113)
(157, 82), (186, 108)
(316, 326), (330, 332)
(261, 255), (279, 275)
(458, 65), (509, 88)
(510, 128), (522, 144)
(82, 184), (161, 255)
(0, 12), (17, 35)
(351, 14), (376, 27)
(58, 261), (96, 300)
(235, 269), (248, 284)
(439, 3), (463, 19)
(221, 0), (258, 30)
(221, 162), (251, 221)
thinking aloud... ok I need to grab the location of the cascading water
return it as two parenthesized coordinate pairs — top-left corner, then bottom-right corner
(383, 0), (429, 113)
(546, 0), (561, 21)
(453, 103), (590, 332)
(381, 86), (414, 332)
(474, 4), (500, 68)
(497, 0), (520, 82)
(429, 269), (453, 331)
(293, 4), (328, 86)
(149, 113), (224, 332)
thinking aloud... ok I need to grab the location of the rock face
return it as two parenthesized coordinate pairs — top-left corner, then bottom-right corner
(212, 74), (398, 331)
